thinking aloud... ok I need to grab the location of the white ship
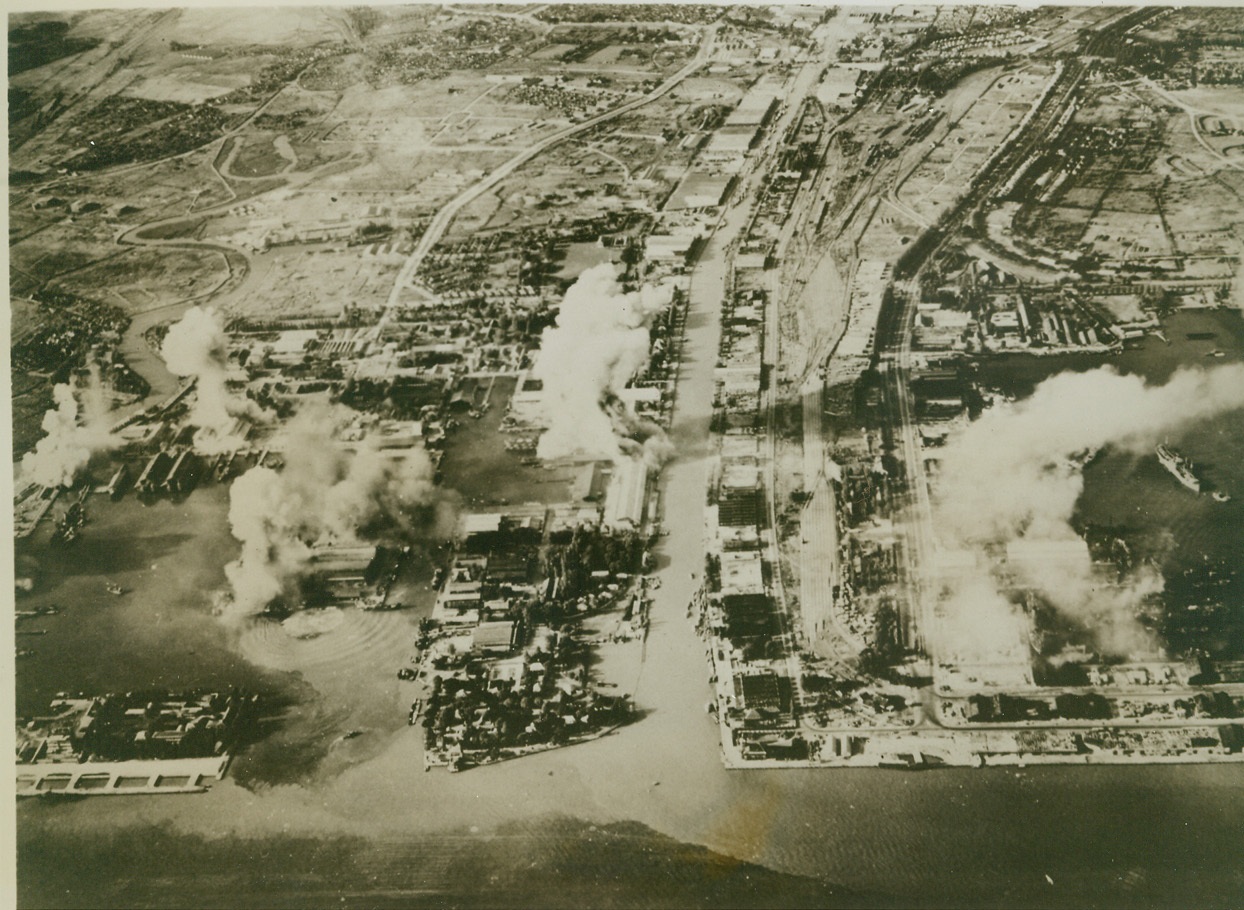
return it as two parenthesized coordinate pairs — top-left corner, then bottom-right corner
(1156, 443), (1200, 493)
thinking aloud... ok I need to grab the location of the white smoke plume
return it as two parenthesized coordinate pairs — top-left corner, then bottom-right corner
(635, 426), (676, 468)
(222, 404), (453, 617)
(161, 306), (264, 453)
(20, 365), (115, 489)
(934, 573), (1029, 667)
(932, 363), (1244, 658)
(534, 264), (673, 463)
(937, 364), (1244, 544)
(605, 400), (675, 468)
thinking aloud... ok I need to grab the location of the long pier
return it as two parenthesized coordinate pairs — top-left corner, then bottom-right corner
(17, 755), (230, 797)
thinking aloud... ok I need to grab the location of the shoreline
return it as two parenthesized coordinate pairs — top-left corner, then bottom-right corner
(699, 615), (1244, 771)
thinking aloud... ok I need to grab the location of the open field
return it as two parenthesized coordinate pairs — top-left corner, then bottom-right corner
(48, 247), (230, 311)
(897, 67), (1053, 225)
(226, 135), (298, 179)
(10, 223), (123, 293)
(227, 244), (400, 319)
(1003, 69), (1244, 273)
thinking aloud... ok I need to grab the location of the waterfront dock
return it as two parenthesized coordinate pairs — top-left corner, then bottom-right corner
(16, 755), (230, 797)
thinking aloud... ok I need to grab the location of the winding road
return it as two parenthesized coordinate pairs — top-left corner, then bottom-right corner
(385, 25), (720, 308)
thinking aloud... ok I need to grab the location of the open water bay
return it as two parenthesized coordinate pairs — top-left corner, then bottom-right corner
(15, 308), (1244, 908)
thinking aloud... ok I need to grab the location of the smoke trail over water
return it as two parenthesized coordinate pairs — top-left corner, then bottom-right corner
(931, 363), (1244, 657)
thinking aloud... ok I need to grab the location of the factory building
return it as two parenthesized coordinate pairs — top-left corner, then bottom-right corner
(603, 459), (648, 530)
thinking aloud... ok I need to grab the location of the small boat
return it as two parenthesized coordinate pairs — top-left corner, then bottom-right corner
(1212, 491), (1231, 503)
(105, 582), (127, 596)
(53, 525), (80, 545)
(16, 606), (59, 619)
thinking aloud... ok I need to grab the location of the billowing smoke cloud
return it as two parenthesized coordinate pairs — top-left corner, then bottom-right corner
(931, 363), (1244, 658)
(20, 366), (115, 489)
(601, 398), (675, 468)
(634, 423), (676, 467)
(222, 404), (454, 617)
(1019, 550), (1165, 658)
(534, 264), (672, 463)
(935, 573), (1029, 667)
(937, 364), (1244, 543)
(162, 306), (263, 453)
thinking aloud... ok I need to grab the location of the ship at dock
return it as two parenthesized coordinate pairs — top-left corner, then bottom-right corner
(16, 691), (258, 798)
(1156, 443), (1201, 493)
(50, 487), (90, 546)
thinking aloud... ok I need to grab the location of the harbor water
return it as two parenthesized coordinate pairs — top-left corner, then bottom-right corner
(976, 308), (1244, 648)
(15, 307), (1244, 908)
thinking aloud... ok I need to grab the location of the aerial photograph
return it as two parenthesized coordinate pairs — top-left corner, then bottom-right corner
(7, 2), (1244, 907)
